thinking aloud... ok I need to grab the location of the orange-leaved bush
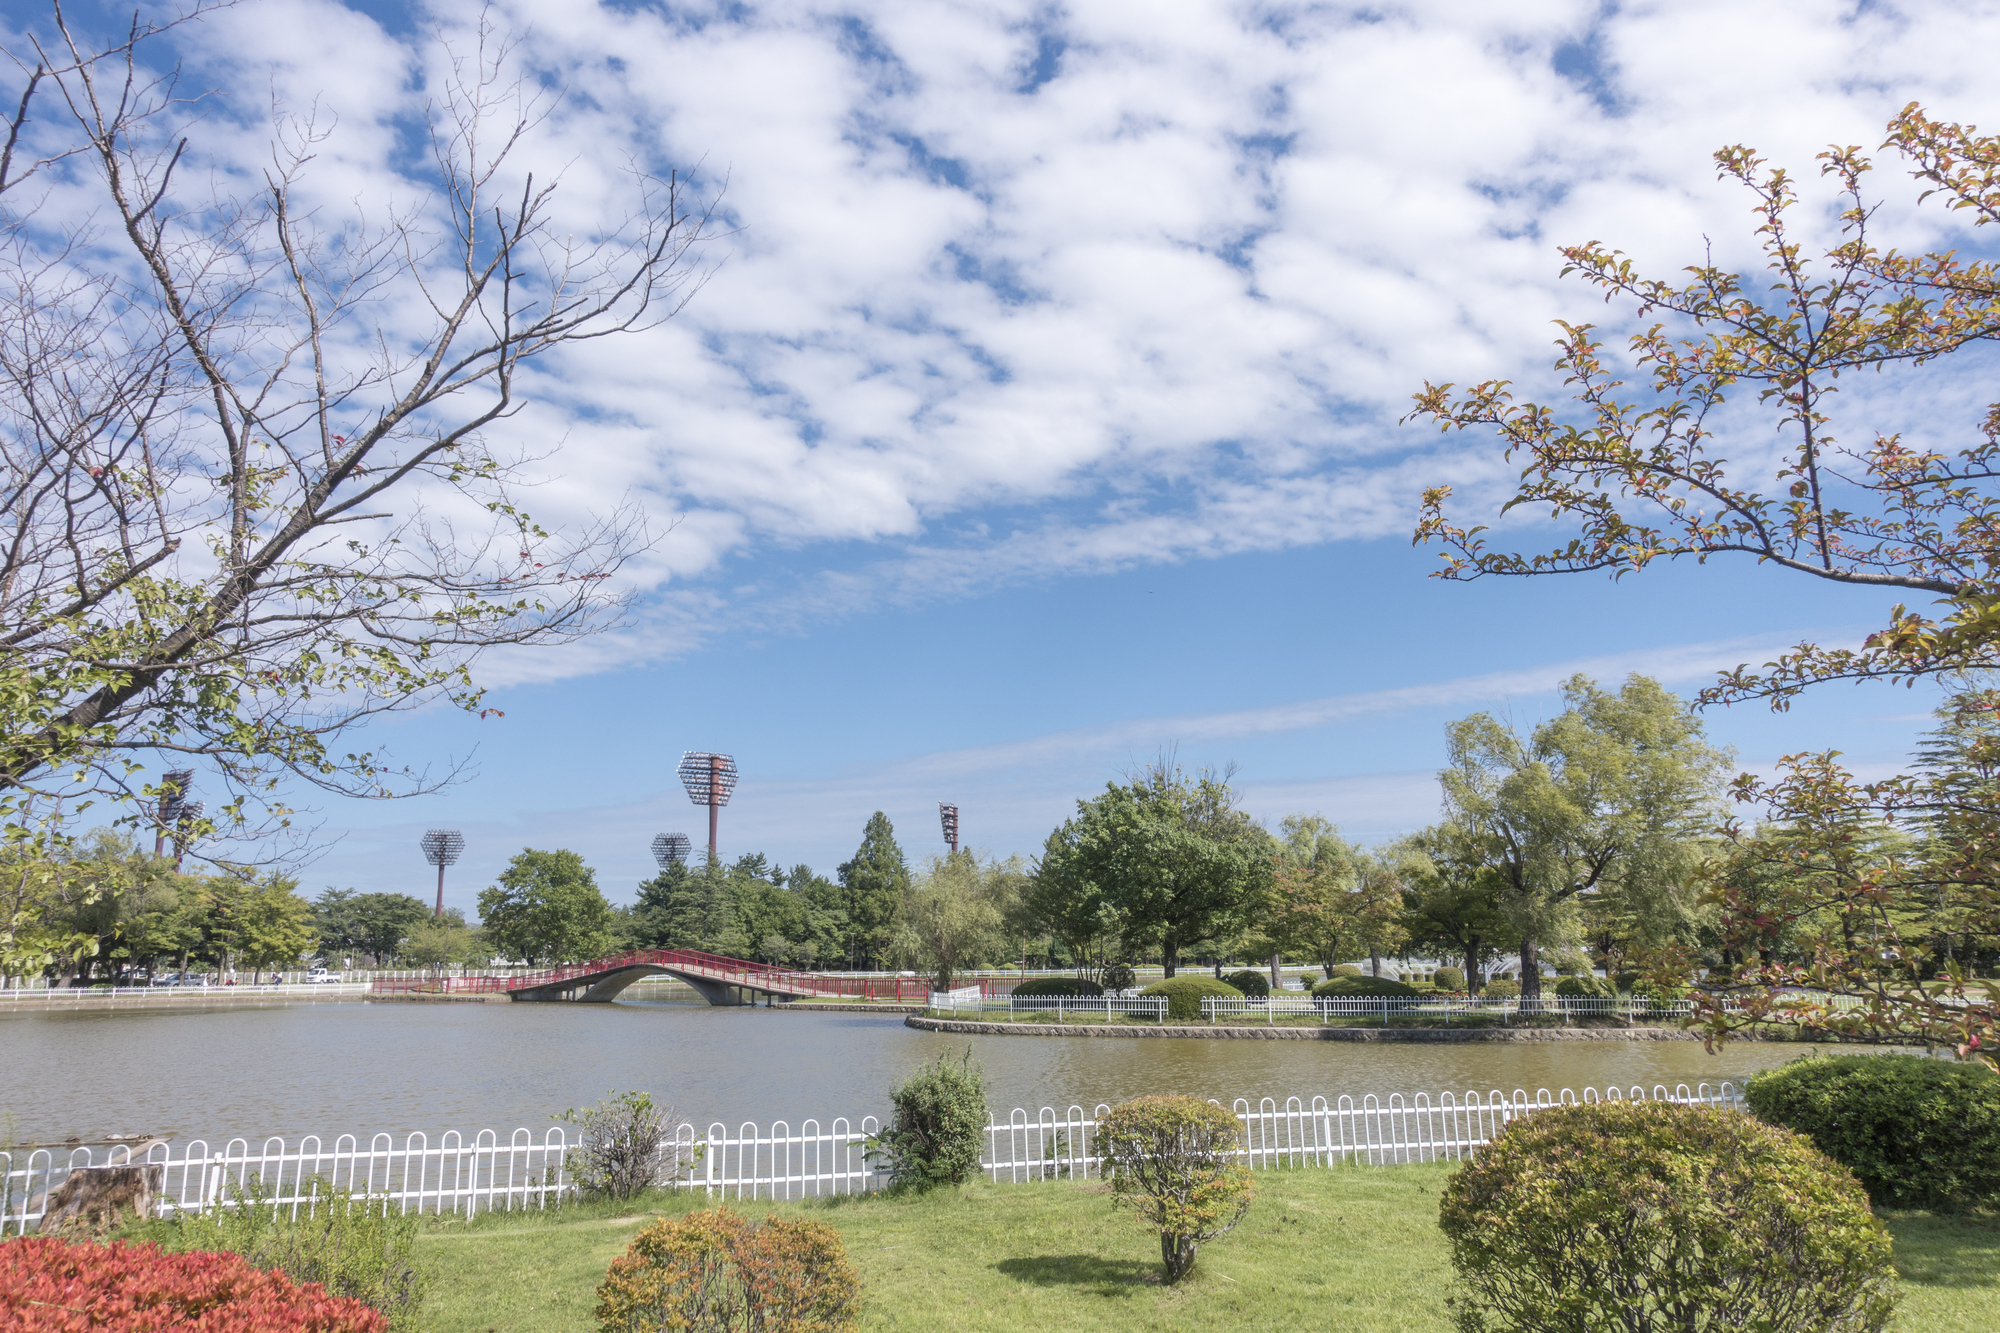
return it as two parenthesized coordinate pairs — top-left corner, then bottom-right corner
(595, 1206), (860, 1333)
(0, 1236), (387, 1332)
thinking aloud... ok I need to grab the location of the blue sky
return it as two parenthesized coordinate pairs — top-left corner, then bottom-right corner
(16, 0), (1999, 912)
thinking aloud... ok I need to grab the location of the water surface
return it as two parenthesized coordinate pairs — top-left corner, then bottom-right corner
(0, 998), (1810, 1148)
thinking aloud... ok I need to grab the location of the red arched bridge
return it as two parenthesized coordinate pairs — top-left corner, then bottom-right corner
(368, 948), (983, 1005)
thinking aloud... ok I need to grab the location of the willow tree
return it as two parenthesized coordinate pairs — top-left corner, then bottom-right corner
(1440, 675), (1728, 1002)
(0, 7), (713, 844)
(1407, 105), (2000, 1057)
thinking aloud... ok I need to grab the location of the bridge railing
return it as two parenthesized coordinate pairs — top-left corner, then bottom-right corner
(369, 950), (989, 1001)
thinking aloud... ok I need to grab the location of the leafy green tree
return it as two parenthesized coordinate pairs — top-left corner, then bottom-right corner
(403, 910), (488, 972)
(311, 889), (431, 966)
(1441, 674), (1729, 1001)
(895, 852), (1025, 991)
(1036, 763), (1271, 978)
(1248, 815), (1403, 979)
(838, 813), (910, 969)
(1406, 107), (2000, 1058)
(478, 849), (615, 964)
(1394, 826), (1511, 988)
(198, 873), (316, 980)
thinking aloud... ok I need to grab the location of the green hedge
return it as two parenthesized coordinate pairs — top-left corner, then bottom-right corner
(1009, 977), (1104, 999)
(1311, 976), (1418, 999)
(1139, 976), (1242, 1020)
(1329, 964), (1364, 978)
(1553, 974), (1614, 999)
(1481, 979), (1520, 999)
(1431, 966), (1464, 991)
(1744, 1053), (2000, 1211)
(1440, 1101), (1893, 1333)
(1224, 969), (1270, 998)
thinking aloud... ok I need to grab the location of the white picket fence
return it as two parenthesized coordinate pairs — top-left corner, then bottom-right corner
(1, 1081), (1740, 1231)
(1199, 995), (1698, 1024)
(928, 993), (1170, 1020)
(0, 983), (373, 1008)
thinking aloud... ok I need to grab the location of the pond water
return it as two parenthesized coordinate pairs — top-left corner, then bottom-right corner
(0, 997), (1815, 1149)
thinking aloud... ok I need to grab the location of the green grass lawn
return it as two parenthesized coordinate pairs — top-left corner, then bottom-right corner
(415, 1164), (1997, 1333)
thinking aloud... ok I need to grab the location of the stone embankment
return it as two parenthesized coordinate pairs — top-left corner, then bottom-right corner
(904, 1016), (1707, 1041)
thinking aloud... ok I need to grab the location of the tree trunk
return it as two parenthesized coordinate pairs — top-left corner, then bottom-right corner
(1269, 953), (1281, 987)
(1369, 949), (1381, 978)
(1465, 940), (1481, 992)
(1161, 941), (1178, 979)
(1518, 932), (1542, 1001)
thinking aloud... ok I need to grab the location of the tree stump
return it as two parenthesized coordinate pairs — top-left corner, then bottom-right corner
(37, 1163), (165, 1235)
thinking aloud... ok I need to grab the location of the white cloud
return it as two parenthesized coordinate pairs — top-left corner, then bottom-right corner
(36, 0), (2000, 683)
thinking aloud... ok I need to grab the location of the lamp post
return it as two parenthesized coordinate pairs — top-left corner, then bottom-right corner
(421, 829), (465, 917)
(676, 752), (738, 862)
(939, 803), (959, 855)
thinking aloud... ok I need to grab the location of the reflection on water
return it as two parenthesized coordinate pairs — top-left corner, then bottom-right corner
(0, 999), (1813, 1148)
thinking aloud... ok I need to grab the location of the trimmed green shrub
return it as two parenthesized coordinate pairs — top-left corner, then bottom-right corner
(1745, 1053), (2000, 1210)
(1224, 969), (1270, 998)
(1009, 977), (1103, 999)
(1311, 975), (1419, 999)
(1097, 1095), (1254, 1283)
(1431, 966), (1464, 991)
(1440, 1101), (1895, 1333)
(1480, 978), (1520, 999)
(1330, 963), (1364, 978)
(1139, 975), (1242, 1020)
(868, 1050), (986, 1188)
(1099, 962), (1137, 992)
(1553, 973), (1614, 999)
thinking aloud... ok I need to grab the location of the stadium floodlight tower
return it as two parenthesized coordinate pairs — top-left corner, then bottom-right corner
(651, 832), (692, 869)
(154, 769), (194, 858)
(677, 751), (738, 862)
(171, 801), (205, 870)
(939, 803), (960, 855)
(421, 829), (466, 918)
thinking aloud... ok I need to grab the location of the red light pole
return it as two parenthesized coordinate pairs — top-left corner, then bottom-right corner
(939, 803), (959, 854)
(677, 752), (738, 861)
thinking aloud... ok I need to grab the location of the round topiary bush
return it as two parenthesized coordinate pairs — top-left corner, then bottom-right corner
(1139, 975), (1242, 1020)
(1480, 978), (1520, 1000)
(1330, 963), (1364, 978)
(1310, 975), (1419, 999)
(1745, 1053), (2000, 1211)
(1010, 977), (1104, 999)
(1431, 966), (1464, 991)
(1224, 969), (1270, 998)
(1553, 974), (1613, 1000)
(1439, 1100), (1895, 1333)
(596, 1206), (861, 1333)
(1099, 962), (1137, 992)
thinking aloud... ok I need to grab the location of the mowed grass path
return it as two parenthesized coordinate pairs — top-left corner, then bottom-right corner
(418, 1164), (1997, 1333)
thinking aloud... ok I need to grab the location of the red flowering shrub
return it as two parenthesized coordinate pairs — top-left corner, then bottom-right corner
(0, 1237), (387, 1332)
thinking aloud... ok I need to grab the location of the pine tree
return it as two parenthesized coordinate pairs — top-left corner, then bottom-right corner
(839, 812), (910, 970)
